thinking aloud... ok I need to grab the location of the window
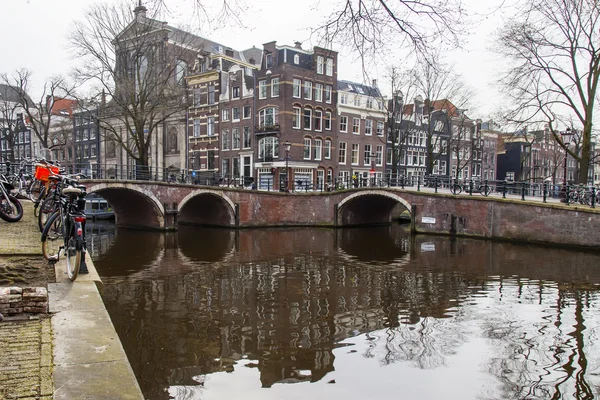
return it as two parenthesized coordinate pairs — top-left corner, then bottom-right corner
(194, 89), (201, 107)
(207, 150), (215, 170)
(353, 96), (360, 107)
(317, 56), (324, 74)
(364, 145), (372, 166)
(303, 108), (312, 130)
(243, 105), (251, 119)
(366, 97), (373, 108)
(232, 86), (240, 99)
(315, 139), (322, 160)
(315, 83), (323, 102)
(293, 79), (301, 98)
(338, 142), (347, 164)
(222, 130), (230, 150)
(324, 139), (331, 159)
(351, 143), (359, 165)
(208, 85), (215, 104)
(340, 116), (348, 132)
(365, 120), (372, 135)
(233, 107), (240, 121)
(304, 81), (313, 100)
(207, 117), (215, 136)
(324, 111), (332, 130)
(341, 94), (348, 104)
(326, 58), (333, 76)
(193, 119), (201, 137)
(376, 145), (383, 166)
(232, 127), (240, 149)
(222, 158), (230, 175)
(271, 77), (279, 97)
(259, 107), (279, 127)
(222, 109), (230, 121)
(243, 126), (251, 148)
(175, 60), (187, 85)
(233, 157), (240, 175)
(325, 86), (332, 103)
(266, 53), (273, 68)
(303, 138), (311, 159)
(294, 54), (300, 64)
(259, 80), (267, 99)
(377, 121), (384, 136)
(386, 148), (392, 165)
(258, 137), (279, 160)
(352, 118), (360, 134)
(292, 107), (301, 129)
(314, 110), (322, 131)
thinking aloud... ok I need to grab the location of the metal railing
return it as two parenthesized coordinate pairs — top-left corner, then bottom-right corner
(17, 162), (596, 208)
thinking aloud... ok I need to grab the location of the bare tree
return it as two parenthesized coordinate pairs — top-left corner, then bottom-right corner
(0, 84), (30, 162)
(70, 2), (197, 168)
(313, 0), (466, 69)
(411, 56), (473, 175)
(495, 0), (600, 184)
(1, 69), (75, 152)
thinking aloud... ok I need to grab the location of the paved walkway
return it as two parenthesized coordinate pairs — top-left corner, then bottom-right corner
(0, 200), (143, 399)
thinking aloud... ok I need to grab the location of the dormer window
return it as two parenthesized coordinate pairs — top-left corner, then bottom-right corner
(294, 54), (300, 65)
(266, 53), (273, 68)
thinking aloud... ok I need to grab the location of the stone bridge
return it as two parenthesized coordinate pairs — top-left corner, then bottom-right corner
(81, 179), (600, 249)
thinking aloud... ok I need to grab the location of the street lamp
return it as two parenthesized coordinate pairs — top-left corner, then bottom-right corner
(284, 140), (291, 192)
(560, 127), (574, 200)
(370, 152), (376, 186)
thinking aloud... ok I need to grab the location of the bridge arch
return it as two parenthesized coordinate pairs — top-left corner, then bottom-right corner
(178, 189), (236, 227)
(337, 190), (411, 227)
(86, 183), (165, 229)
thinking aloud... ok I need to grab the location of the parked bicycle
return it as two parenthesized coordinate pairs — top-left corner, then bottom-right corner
(40, 173), (87, 281)
(450, 180), (492, 196)
(0, 173), (23, 222)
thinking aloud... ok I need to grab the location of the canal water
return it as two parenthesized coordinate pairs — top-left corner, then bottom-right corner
(86, 222), (600, 400)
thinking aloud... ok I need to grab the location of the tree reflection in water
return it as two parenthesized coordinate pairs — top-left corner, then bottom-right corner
(87, 223), (600, 400)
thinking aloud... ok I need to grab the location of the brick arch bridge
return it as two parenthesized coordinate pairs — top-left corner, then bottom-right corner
(82, 179), (600, 249)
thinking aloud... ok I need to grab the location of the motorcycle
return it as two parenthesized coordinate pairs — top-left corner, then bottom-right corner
(0, 174), (23, 222)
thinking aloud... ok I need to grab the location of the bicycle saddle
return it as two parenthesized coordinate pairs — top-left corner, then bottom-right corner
(62, 186), (83, 195)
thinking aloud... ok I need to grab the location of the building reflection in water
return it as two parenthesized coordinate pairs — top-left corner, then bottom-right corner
(86, 222), (600, 400)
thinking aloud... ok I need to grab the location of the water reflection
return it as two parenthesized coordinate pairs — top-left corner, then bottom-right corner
(86, 223), (600, 400)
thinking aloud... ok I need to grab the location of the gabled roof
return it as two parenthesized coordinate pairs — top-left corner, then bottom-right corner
(0, 84), (32, 106)
(337, 80), (381, 98)
(50, 98), (77, 117)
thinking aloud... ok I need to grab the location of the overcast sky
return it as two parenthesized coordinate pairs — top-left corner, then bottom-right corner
(0, 0), (512, 118)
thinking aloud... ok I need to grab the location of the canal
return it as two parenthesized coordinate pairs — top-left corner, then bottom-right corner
(86, 222), (600, 400)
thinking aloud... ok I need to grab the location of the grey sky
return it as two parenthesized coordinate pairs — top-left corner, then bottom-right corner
(0, 0), (511, 118)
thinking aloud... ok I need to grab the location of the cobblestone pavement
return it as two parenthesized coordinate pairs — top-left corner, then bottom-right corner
(0, 318), (53, 399)
(1, 200), (53, 399)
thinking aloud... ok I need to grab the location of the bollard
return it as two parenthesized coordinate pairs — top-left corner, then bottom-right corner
(417, 177), (421, 191)
(521, 183), (526, 201)
(469, 180), (473, 196)
(484, 180), (489, 196)
(565, 185), (570, 205)
(591, 186), (596, 208)
(543, 182), (547, 203)
(502, 181), (507, 199)
(434, 176), (439, 194)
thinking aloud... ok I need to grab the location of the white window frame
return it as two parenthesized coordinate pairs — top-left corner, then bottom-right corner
(365, 119), (372, 136)
(304, 81), (313, 100)
(314, 110), (322, 131)
(304, 108), (312, 130)
(326, 58), (333, 76)
(315, 83), (323, 102)
(340, 116), (348, 132)
(259, 80), (267, 99)
(315, 139), (322, 161)
(292, 107), (301, 129)
(303, 138), (312, 160)
(222, 109), (230, 121)
(351, 143), (359, 165)
(271, 77), (280, 97)
(324, 139), (331, 159)
(352, 118), (360, 135)
(293, 79), (301, 98)
(325, 86), (332, 103)
(324, 111), (332, 130)
(338, 142), (347, 164)
(193, 119), (201, 137)
(317, 56), (324, 74)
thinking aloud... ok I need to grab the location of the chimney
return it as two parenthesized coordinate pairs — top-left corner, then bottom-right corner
(294, 41), (302, 49)
(225, 48), (234, 57)
(133, 0), (147, 20)
(372, 79), (377, 87)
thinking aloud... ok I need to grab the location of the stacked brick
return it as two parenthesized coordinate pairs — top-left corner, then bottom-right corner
(0, 287), (48, 316)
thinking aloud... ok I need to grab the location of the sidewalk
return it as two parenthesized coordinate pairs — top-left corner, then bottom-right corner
(0, 201), (143, 399)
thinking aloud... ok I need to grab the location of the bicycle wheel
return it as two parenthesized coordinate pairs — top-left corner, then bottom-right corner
(41, 211), (63, 261)
(0, 195), (23, 222)
(480, 185), (492, 196)
(33, 186), (47, 218)
(27, 180), (42, 202)
(38, 197), (57, 232)
(450, 184), (462, 195)
(65, 232), (82, 282)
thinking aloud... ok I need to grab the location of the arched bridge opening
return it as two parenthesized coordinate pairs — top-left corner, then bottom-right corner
(178, 190), (236, 228)
(87, 184), (165, 230)
(338, 191), (412, 227)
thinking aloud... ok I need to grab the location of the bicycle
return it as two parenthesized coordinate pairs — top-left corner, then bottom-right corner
(0, 173), (23, 222)
(450, 180), (492, 196)
(40, 175), (87, 281)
